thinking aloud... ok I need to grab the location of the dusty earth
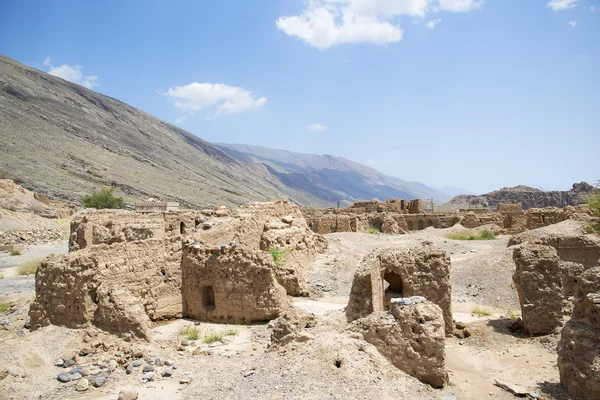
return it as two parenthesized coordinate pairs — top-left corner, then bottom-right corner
(0, 223), (574, 399)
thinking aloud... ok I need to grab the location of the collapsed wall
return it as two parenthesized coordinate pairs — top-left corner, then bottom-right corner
(29, 201), (327, 338)
(346, 243), (453, 335)
(351, 301), (448, 388)
(558, 267), (600, 399)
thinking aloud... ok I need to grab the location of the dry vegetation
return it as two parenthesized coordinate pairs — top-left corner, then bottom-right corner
(16, 258), (41, 276)
(447, 229), (496, 241)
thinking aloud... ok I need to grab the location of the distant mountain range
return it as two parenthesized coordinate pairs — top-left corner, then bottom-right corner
(215, 143), (448, 205)
(0, 54), (446, 208)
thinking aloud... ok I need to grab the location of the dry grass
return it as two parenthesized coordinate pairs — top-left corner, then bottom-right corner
(203, 331), (225, 344)
(447, 229), (496, 241)
(0, 273), (4, 280)
(504, 308), (520, 320)
(9, 250), (21, 256)
(17, 258), (42, 276)
(179, 325), (200, 341)
(472, 305), (492, 317)
(55, 217), (72, 232)
(0, 301), (11, 314)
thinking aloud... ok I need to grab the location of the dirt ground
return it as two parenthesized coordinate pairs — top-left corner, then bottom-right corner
(0, 225), (572, 399)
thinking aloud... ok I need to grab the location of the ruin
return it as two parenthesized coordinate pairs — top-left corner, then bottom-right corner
(346, 244), (453, 335)
(302, 198), (591, 235)
(135, 201), (180, 213)
(29, 201), (326, 338)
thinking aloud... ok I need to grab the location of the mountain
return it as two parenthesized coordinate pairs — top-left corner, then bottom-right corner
(0, 54), (443, 208)
(214, 143), (447, 204)
(442, 182), (595, 210)
(436, 185), (476, 199)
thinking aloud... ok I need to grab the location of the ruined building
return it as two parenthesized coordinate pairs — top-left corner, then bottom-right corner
(29, 201), (327, 339)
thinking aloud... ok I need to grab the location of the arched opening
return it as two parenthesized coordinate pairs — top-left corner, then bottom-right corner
(407, 221), (413, 231)
(202, 286), (215, 311)
(383, 271), (404, 310)
(418, 220), (424, 230)
(428, 220), (434, 227)
(180, 221), (186, 235)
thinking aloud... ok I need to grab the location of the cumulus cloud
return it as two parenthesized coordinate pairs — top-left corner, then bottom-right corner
(426, 17), (442, 28)
(44, 57), (100, 89)
(276, 0), (484, 49)
(547, 0), (578, 10)
(569, 20), (577, 27)
(164, 82), (267, 119)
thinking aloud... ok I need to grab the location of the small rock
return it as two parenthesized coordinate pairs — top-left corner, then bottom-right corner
(208, 341), (223, 347)
(57, 372), (72, 383)
(126, 364), (133, 374)
(161, 368), (173, 377)
(282, 216), (294, 224)
(165, 360), (175, 367)
(154, 358), (164, 366)
(181, 339), (189, 347)
(79, 367), (91, 377)
(143, 371), (154, 381)
(54, 359), (64, 367)
(76, 378), (89, 391)
(459, 340), (465, 345)
(108, 359), (118, 372)
(63, 359), (76, 368)
(142, 365), (154, 373)
(71, 372), (82, 380)
(180, 377), (192, 384)
(132, 359), (143, 367)
(90, 373), (108, 387)
(118, 389), (139, 400)
(99, 362), (108, 369)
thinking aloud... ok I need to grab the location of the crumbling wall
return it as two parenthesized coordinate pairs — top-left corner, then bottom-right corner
(558, 267), (600, 399)
(29, 237), (183, 339)
(182, 244), (289, 323)
(351, 301), (448, 388)
(346, 244), (453, 334)
(512, 244), (564, 335)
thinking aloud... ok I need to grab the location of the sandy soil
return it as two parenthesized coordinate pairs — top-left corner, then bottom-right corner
(0, 226), (573, 399)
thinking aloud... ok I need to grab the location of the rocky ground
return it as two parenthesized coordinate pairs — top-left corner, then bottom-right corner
(0, 223), (577, 399)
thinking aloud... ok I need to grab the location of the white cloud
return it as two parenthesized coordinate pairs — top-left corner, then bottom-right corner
(45, 58), (99, 89)
(307, 123), (327, 132)
(591, 5), (599, 11)
(367, 160), (376, 165)
(547, 0), (578, 10)
(164, 82), (267, 119)
(569, 20), (577, 27)
(426, 17), (442, 28)
(438, 0), (483, 12)
(276, 0), (484, 49)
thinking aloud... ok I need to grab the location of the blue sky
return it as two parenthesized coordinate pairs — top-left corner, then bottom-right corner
(0, 0), (598, 194)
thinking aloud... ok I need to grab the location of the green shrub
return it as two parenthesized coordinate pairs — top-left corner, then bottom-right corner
(269, 248), (292, 267)
(447, 229), (496, 241)
(82, 188), (125, 209)
(224, 328), (239, 337)
(16, 258), (42, 276)
(9, 250), (21, 256)
(366, 226), (380, 234)
(179, 325), (200, 341)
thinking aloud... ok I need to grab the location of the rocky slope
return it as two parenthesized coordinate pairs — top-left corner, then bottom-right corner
(215, 143), (447, 204)
(0, 54), (443, 208)
(443, 182), (595, 210)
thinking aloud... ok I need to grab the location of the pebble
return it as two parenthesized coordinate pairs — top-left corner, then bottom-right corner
(165, 359), (175, 367)
(142, 365), (154, 373)
(180, 377), (192, 384)
(108, 359), (118, 372)
(181, 339), (189, 346)
(54, 359), (64, 367)
(63, 359), (76, 368)
(76, 378), (89, 391)
(126, 364), (133, 374)
(71, 372), (82, 380)
(161, 368), (173, 377)
(154, 358), (164, 366)
(90, 373), (108, 387)
(132, 359), (143, 367)
(57, 372), (71, 383)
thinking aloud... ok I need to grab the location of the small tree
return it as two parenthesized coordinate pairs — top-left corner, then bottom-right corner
(82, 188), (126, 209)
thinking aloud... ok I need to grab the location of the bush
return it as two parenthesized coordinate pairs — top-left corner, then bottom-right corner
(82, 188), (125, 209)
(269, 248), (292, 267)
(447, 229), (497, 241)
(585, 182), (600, 234)
(179, 325), (200, 341)
(366, 226), (380, 234)
(0, 273), (4, 280)
(9, 250), (21, 256)
(203, 330), (225, 344)
(17, 258), (41, 276)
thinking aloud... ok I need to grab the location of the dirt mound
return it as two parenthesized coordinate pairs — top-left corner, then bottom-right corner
(0, 179), (74, 219)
